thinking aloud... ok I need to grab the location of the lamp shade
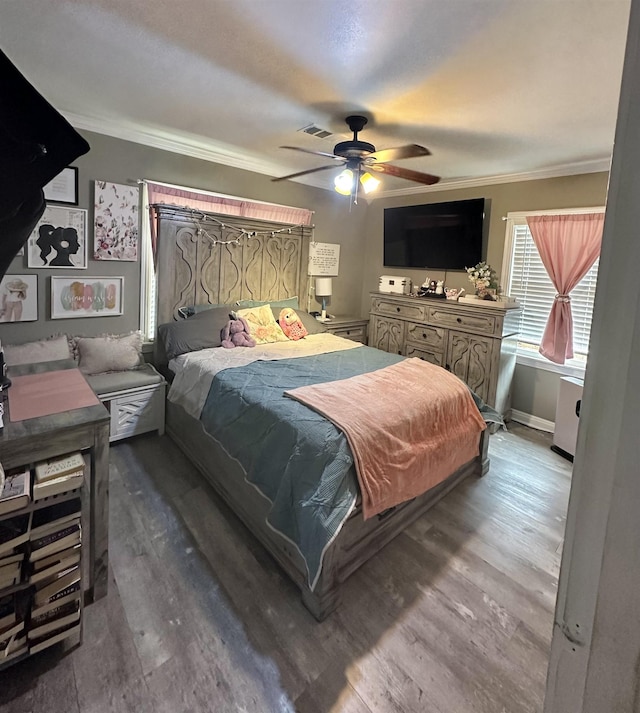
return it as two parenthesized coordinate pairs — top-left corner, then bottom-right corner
(315, 277), (332, 297)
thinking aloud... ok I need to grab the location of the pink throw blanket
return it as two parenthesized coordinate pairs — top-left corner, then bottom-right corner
(285, 358), (486, 519)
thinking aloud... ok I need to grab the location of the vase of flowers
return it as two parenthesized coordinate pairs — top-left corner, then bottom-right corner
(466, 262), (499, 300)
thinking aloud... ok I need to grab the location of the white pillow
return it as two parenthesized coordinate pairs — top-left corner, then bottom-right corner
(4, 335), (72, 366)
(76, 331), (143, 375)
(235, 304), (289, 345)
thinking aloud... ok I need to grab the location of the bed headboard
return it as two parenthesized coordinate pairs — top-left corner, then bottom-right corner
(154, 204), (312, 325)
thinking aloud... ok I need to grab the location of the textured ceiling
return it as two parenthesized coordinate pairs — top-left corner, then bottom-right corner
(1, 0), (632, 194)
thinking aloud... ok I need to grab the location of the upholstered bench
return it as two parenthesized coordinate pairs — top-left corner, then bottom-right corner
(85, 364), (166, 442)
(3, 333), (166, 443)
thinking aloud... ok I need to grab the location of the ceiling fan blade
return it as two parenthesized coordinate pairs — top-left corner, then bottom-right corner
(370, 162), (441, 185)
(279, 146), (345, 161)
(272, 163), (343, 182)
(367, 144), (431, 164)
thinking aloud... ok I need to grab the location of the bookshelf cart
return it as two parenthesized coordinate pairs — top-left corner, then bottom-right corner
(0, 481), (85, 668)
(0, 360), (110, 604)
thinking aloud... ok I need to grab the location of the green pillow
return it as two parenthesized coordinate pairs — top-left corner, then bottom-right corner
(236, 296), (299, 311)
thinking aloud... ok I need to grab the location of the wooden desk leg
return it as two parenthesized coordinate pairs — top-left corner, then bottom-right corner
(88, 421), (110, 602)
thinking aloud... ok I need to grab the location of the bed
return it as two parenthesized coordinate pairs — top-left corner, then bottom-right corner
(153, 204), (496, 620)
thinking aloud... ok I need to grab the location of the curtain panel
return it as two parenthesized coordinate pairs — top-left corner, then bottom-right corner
(145, 181), (314, 265)
(526, 213), (604, 364)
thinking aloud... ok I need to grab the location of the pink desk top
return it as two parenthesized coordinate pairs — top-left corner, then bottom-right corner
(8, 368), (100, 422)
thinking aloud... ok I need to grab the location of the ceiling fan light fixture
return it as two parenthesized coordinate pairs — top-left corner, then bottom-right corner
(359, 172), (381, 194)
(334, 168), (354, 195)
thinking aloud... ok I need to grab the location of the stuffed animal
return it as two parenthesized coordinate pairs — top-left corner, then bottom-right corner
(220, 316), (256, 348)
(278, 307), (308, 341)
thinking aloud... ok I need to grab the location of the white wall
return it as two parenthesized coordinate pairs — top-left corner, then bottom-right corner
(544, 0), (640, 709)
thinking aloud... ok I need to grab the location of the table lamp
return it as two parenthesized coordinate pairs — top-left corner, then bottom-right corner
(315, 277), (332, 321)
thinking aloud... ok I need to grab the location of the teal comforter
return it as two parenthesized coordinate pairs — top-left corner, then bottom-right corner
(199, 346), (499, 589)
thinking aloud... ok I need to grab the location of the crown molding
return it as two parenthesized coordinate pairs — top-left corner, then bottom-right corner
(64, 111), (289, 179)
(374, 158), (612, 198)
(66, 111), (612, 196)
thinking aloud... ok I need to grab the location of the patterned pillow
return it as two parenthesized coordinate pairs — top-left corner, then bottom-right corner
(235, 304), (289, 345)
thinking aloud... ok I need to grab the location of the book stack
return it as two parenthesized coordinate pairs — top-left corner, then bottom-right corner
(33, 453), (84, 501)
(0, 467), (31, 516)
(0, 515), (29, 589)
(27, 501), (82, 653)
(0, 595), (26, 663)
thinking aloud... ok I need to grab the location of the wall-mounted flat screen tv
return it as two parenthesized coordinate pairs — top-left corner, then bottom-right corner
(383, 198), (485, 270)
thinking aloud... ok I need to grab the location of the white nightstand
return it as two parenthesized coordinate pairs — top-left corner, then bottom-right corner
(323, 317), (369, 343)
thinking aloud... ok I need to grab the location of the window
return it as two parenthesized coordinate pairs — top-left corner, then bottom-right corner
(501, 209), (603, 375)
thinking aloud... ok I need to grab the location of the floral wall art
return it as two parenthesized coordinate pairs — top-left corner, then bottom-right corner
(94, 181), (139, 261)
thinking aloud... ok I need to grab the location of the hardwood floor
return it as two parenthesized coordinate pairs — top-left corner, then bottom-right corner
(0, 423), (571, 713)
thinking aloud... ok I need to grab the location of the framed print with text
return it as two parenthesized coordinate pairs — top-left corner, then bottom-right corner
(50, 276), (124, 319)
(43, 166), (78, 205)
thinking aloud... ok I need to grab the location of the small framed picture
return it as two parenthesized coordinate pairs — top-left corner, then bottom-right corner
(50, 276), (124, 319)
(43, 166), (78, 206)
(27, 205), (87, 269)
(0, 275), (38, 322)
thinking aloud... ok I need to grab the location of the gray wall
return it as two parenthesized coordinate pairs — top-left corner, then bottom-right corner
(361, 172), (610, 421)
(0, 130), (367, 346)
(0, 128), (610, 422)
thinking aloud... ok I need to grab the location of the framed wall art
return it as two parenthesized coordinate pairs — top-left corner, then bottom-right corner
(50, 276), (124, 319)
(43, 166), (79, 205)
(27, 205), (87, 269)
(0, 275), (38, 322)
(94, 181), (139, 261)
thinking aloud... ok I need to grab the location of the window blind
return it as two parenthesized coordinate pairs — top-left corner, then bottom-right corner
(507, 223), (599, 358)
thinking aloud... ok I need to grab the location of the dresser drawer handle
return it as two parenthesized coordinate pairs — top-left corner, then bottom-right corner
(396, 306), (400, 312)
(422, 333), (427, 339)
(456, 317), (462, 323)
(346, 330), (351, 335)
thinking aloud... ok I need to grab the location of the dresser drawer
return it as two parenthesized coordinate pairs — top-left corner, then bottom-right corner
(371, 298), (427, 321)
(405, 344), (445, 367)
(405, 322), (446, 350)
(330, 325), (367, 343)
(427, 307), (497, 335)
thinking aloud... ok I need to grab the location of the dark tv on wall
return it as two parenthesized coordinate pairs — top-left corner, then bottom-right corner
(383, 198), (485, 271)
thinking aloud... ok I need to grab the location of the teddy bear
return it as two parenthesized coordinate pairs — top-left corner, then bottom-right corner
(220, 316), (256, 348)
(278, 307), (308, 341)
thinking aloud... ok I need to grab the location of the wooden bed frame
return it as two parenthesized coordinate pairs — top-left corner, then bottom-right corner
(154, 203), (491, 620)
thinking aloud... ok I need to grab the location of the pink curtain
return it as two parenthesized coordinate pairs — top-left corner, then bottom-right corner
(527, 213), (604, 364)
(145, 182), (313, 265)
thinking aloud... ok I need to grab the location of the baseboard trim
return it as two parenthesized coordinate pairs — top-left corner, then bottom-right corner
(510, 409), (555, 433)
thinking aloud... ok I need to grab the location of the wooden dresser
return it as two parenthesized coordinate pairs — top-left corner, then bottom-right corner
(369, 292), (521, 418)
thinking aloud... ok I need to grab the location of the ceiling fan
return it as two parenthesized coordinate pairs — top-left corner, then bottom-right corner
(272, 115), (440, 200)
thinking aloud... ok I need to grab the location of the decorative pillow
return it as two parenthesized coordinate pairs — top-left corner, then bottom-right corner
(235, 304), (289, 345)
(278, 308), (308, 341)
(76, 331), (143, 375)
(3, 335), (72, 366)
(294, 310), (328, 335)
(236, 296), (299, 311)
(157, 306), (233, 361)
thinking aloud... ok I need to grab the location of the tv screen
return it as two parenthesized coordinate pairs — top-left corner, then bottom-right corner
(383, 198), (485, 270)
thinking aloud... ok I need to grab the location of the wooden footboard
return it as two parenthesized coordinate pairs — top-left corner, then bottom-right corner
(166, 399), (489, 620)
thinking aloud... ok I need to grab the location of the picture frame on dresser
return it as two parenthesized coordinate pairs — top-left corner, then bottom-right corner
(50, 276), (124, 319)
